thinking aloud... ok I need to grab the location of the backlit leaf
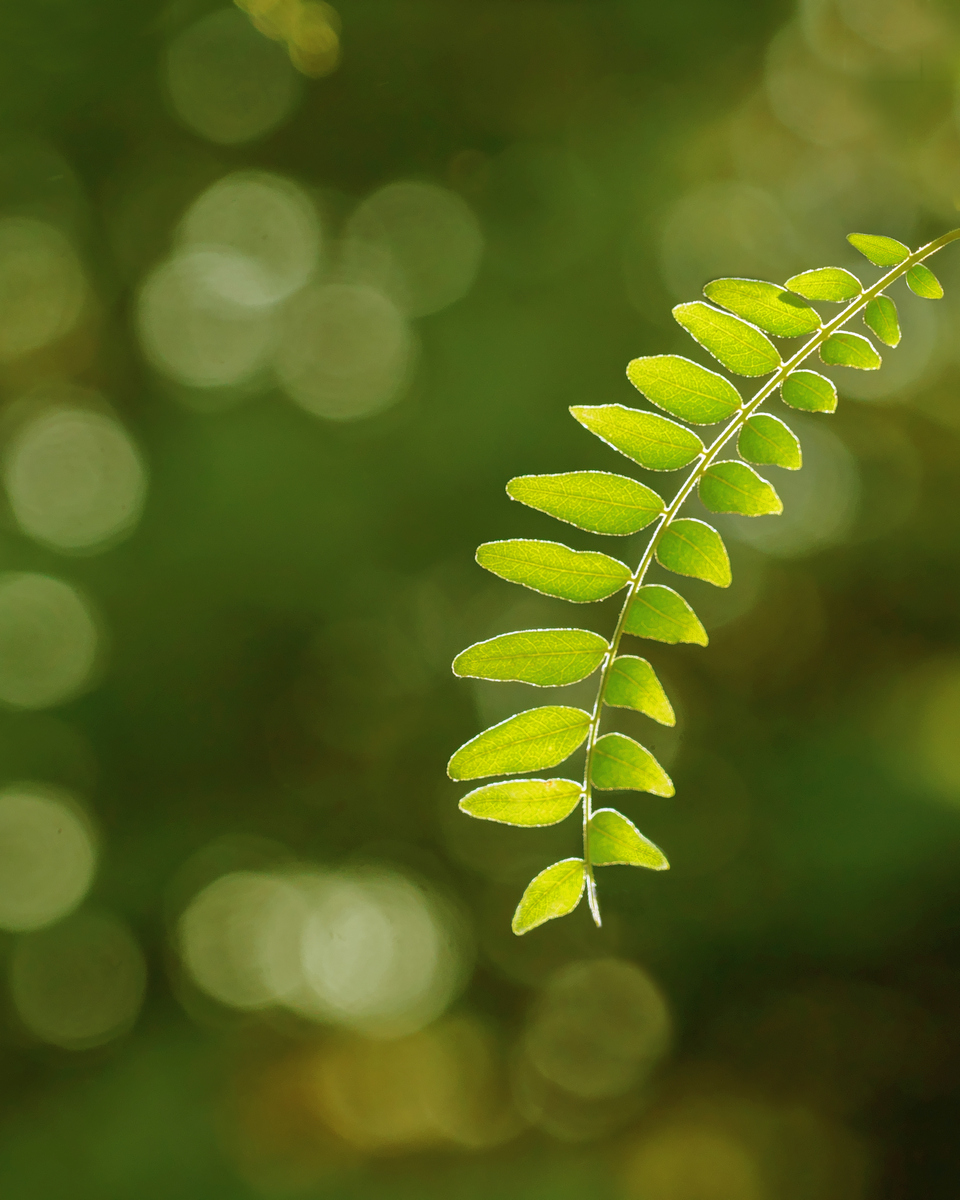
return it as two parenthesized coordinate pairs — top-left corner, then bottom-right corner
(703, 278), (820, 338)
(780, 369), (837, 413)
(906, 263), (944, 299)
(507, 471), (664, 536)
(589, 808), (669, 869)
(656, 518), (732, 587)
(820, 331), (881, 370)
(846, 233), (909, 267)
(605, 655), (675, 726)
(699, 460), (782, 516)
(459, 778), (582, 826)
(624, 585), (708, 645)
(591, 733), (674, 796)
(570, 404), (704, 471)
(447, 706), (591, 781)
(476, 539), (631, 603)
(786, 267), (861, 302)
(453, 628), (608, 686)
(737, 413), (802, 469)
(626, 354), (742, 424)
(864, 296), (900, 347)
(512, 858), (585, 935)
(673, 301), (781, 376)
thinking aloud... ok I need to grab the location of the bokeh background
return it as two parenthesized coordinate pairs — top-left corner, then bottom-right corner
(2, 0), (960, 1195)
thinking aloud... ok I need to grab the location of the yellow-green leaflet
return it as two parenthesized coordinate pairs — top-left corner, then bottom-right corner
(604, 656), (675, 725)
(699, 461), (782, 517)
(591, 732), (674, 796)
(820, 331), (881, 370)
(589, 809), (669, 868)
(511, 858), (585, 935)
(476, 539), (631, 602)
(864, 296), (900, 347)
(703, 278), (820, 338)
(570, 404), (703, 471)
(655, 518), (731, 588)
(673, 301), (781, 376)
(453, 628), (608, 686)
(507, 471), (663, 536)
(847, 233), (909, 266)
(906, 264), (943, 299)
(780, 369), (837, 413)
(786, 266), (861, 302)
(626, 354), (742, 424)
(624, 585), (708, 645)
(459, 778), (582, 826)
(737, 413), (802, 469)
(447, 705), (591, 780)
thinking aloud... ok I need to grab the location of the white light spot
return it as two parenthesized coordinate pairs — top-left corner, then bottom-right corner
(10, 910), (146, 1049)
(0, 573), (100, 710)
(4, 404), (147, 553)
(0, 785), (96, 932)
(164, 7), (301, 146)
(0, 217), (85, 363)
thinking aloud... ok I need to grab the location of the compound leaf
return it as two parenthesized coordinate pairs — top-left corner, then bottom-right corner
(673, 301), (781, 376)
(476, 539), (631, 603)
(820, 331), (881, 370)
(786, 267), (861, 302)
(507, 471), (663, 536)
(624, 584), (708, 645)
(626, 354), (742, 424)
(605, 655), (675, 726)
(453, 628), (608, 686)
(459, 778), (582, 826)
(703, 278), (820, 338)
(512, 858), (585, 935)
(591, 733), (674, 796)
(847, 233), (909, 267)
(864, 296), (900, 347)
(447, 706), (591, 781)
(699, 460), (782, 516)
(781, 369), (837, 413)
(656, 518), (732, 587)
(906, 263), (944, 299)
(570, 404), (704, 471)
(589, 808), (669, 869)
(737, 413), (802, 469)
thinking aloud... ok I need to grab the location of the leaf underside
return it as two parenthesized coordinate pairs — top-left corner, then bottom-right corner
(787, 266), (861, 302)
(459, 778), (582, 826)
(512, 858), (585, 934)
(476, 539), (631, 603)
(624, 584), (708, 645)
(673, 301), (781, 376)
(703, 277), (820, 338)
(605, 655), (675, 725)
(699, 460), (782, 516)
(571, 404), (703, 471)
(589, 808), (669, 868)
(847, 233), (909, 267)
(864, 296), (900, 347)
(820, 331), (881, 370)
(656, 518), (732, 588)
(738, 413), (802, 469)
(453, 628), (608, 686)
(507, 471), (664, 535)
(907, 264), (943, 299)
(448, 705), (591, 780)
(591, 732), (674, 796)
(781, 369), (837, 413)
(626, 354), (741, 424)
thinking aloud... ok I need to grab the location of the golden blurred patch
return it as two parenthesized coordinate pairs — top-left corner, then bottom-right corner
(235, 0), (341, 78)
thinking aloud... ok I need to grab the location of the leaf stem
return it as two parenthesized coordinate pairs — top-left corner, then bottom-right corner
(579, 226), (960, 927)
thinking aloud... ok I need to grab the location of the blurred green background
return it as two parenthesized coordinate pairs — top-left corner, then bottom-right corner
(2, 0), (960, 1196)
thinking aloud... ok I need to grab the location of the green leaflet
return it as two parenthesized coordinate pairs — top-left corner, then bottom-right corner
(673, 301), (781, 377)
(591, 732), (674, 796)
(624, 584), (708, 645)
(507, 471), (663, 536)
(699, 461), (782, 516)
(589, 808), (669, 869)
(512, 858), (585, 935)
(847, 233), (909, 266)
(906, 264), (944, 299)
(737, 413), (802, 470)
(626, 354), (742, 424)
(780, 369), (837, 413)
(476, 539), (631, 603)
(655, 518), (732, 588)
(570, 404), (704, 471)
(447, 705), (591, 780)
(864, 296), (900, 347)
(605, 655), (675, 726)
(459, 778), (582, 826)
(786, 266), (861, 302)
(703, 278), (820, 338)
(820, 331), (881, 370)
(453, 629), (608, 686)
